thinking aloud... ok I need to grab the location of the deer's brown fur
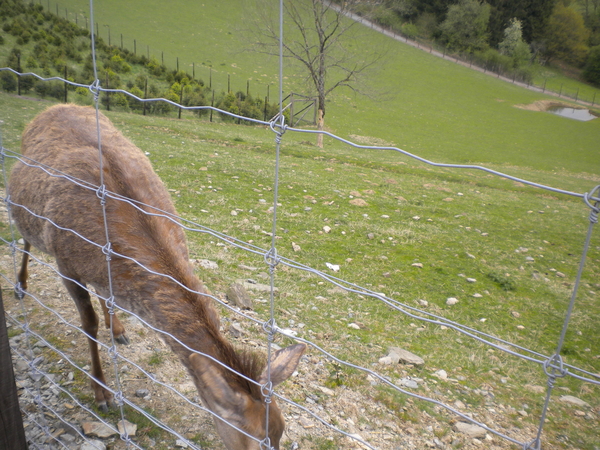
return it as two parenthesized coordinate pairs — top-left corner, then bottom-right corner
(9, 104), (305, 450)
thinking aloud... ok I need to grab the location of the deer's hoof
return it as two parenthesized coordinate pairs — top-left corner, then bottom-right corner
(115, 333), (130, 345)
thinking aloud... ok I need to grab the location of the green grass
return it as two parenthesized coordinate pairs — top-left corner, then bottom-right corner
(1, 93), (599, 447)
(26, 0), (600, 179)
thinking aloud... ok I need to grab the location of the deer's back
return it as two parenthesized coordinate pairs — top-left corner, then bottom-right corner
(9, 104), (192, 294)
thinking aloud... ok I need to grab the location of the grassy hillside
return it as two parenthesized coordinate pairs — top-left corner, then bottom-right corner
(40, 0), (599, 177)
(0, 92), (599, 449)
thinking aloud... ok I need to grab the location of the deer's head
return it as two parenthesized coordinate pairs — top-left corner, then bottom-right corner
(189, 343), (306, 450)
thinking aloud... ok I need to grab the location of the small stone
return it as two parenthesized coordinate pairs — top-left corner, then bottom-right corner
(348, 323), (361, 330)
(511, 311), (521, 318)
(82, 421), (118, 438)
(367, 233), (375, 239)
(388, 347), (425, 366)
(229, 323), (245, 338)
(226, 283), (253, 310)
(412, 263), (424, 268)
(379, 356), (393, 365)
(230, 210), (238, 216)
(466, 278), (476, 283)
(466, 253), (475, 259)
(118, 420), (137, 437)
(326, 262), (340, 272)
(559, 395), (589, 407)
(300, 417), (315, 429)
(398, 378), (419, 389)
(446, 297), (459, 305)
(418, 299), (429, 307)
(524, 384), (545, 394)
(454, 400), (466, 409)
(516, 325), (525, 330)
(291, 242), (301, 252)
(556, 272), (566, 278)
(472, 293), (483, 298)
(412, 216), (420, 220)
(81, 440), (106, 450)
(175, 439), (189, 448)
(323, 225), (332, 233)
(135, 389), (150, 398)
(196, 259), (219, 270)
(453, 422), (486, 438)
(525, 256), (535, 262)
(434, 369), (448, 380)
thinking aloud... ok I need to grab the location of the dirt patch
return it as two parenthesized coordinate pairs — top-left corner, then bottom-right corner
(513, 99), (581, 112)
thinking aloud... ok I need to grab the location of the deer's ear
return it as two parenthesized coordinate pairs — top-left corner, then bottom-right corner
(189, 353), (245, 415)
(258, 343), (306, 386)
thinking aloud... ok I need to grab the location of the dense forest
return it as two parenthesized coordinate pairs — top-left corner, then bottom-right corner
(346, 0), (600, 86)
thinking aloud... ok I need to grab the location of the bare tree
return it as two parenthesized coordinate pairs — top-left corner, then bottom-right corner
(250, 0), (382, 147)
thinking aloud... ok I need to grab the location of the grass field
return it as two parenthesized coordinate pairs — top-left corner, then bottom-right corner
(28, 0), (600, 179)
(0, 90), (599, 448)
(1, 0), (600, 448)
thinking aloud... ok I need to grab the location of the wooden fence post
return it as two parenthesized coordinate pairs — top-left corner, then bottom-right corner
(0, 288), (28, 450)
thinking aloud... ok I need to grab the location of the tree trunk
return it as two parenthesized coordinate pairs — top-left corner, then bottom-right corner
(317, 108), (324, 148)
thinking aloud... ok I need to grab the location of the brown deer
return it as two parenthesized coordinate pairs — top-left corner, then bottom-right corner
(8, 104), (305, 450)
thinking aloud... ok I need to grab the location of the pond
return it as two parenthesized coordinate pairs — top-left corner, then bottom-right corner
(547, 106), (597, 121)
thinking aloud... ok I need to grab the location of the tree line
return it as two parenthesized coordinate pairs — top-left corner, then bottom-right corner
(0, 0), (282, 123)
(347, 0), (600, 86)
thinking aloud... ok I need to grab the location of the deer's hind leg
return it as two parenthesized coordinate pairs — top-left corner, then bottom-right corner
(63, 278), (113, 411)
(15, 240), (31, 297)
(96, 288), (129, 345)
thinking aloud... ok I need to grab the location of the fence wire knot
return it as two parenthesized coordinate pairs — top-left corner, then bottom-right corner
(523, 438), (539, 450)
(262, 318), (277, 338)
(113, 390), (125, 407)
(264, 247), (280, 269)
(543, 353), (568, 380)
(584, 185), (600, 224)
(88, 79), (101, 102)
(260, 438), (273, 450)
(101, 242), (113, 261)
(261, 380), (274, 402)
(14, 281), (25, 300)
(96, 184), (108, 205)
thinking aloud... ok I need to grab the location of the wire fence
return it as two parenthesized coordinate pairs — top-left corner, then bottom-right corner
(1, 2), (600, 450)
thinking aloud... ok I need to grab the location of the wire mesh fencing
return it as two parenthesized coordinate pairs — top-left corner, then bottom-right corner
(1, 0), (600, 449)
(1, 72), (599, 449)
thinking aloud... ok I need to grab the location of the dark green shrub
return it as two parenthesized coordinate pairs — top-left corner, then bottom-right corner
(583, 45), (600, 87)
(0, 71), (17, 92)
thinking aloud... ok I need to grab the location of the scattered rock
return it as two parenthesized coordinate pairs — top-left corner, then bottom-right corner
(434, 369), (448, 380)
(453, 421), (486, 438)
(291, 242), (301, 252)
(229, 322), (245, 338)
(81, 439), (107, 450)
(323, 225), (332, 233)
(118, 419), (137, 437)
(135, 389), (150, 398)
(195, 259), (219, 270)
(511, 311), (521, 318)
(82, 421), (118, 438)
(446, 297), (459, 305)
(418, 299), (428, 307)
(466, 278), (476, 283)
(524, 384), (545, 394)
(559, 395), (589, 407)
(412, 263), (424, 268)
(388, 347), (425, 366)
(472, 293), (483, 298)
(348, 323), (361, 330)
(326, 262), (340, 272)
(397, 378), (419, 389)
(226, 283), (253, 309)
